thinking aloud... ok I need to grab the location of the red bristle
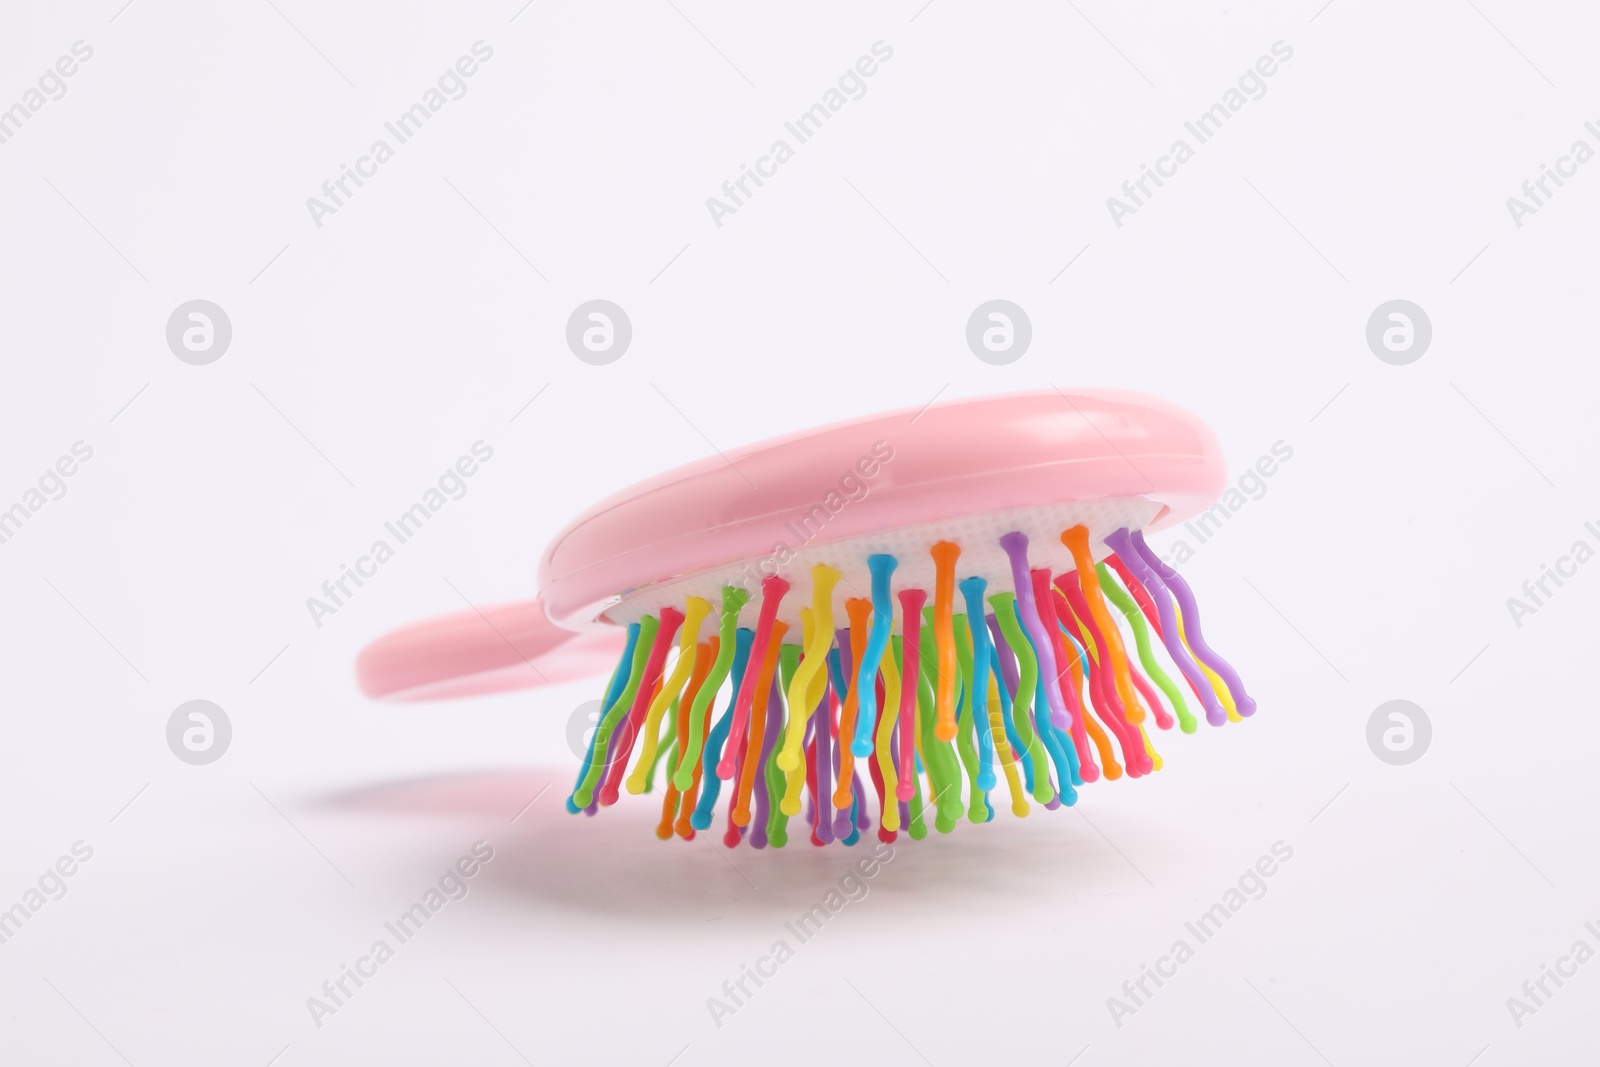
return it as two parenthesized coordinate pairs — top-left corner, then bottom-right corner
(1031, 568), (1100, 781)
(1058, 580), (1151, 777)
(720, 576), (790, 779)
(1106, 554), (1163, 638)
(600, 606), (683, 806)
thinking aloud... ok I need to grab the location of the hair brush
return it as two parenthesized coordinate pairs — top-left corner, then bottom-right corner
(357, 389), (1254, 848)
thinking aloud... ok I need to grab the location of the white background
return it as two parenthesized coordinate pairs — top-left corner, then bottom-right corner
(3, 1), (1598, 1064)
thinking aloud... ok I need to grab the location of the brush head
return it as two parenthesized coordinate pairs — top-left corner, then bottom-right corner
(356, 387), (1256, 849)
(609, 499), (1164, 631)
(538, 388), (1225, 634)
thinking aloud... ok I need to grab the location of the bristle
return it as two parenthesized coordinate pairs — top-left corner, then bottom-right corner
(672, 640), (716, 838)
(724, 577), (790, 780)
(999, 533), (1072, 737)
(1061, 526), (1144, 727)
(895, 591), (926, 803)
(814, 647), (838, 843)
(949, 610), (994, 818)
(690, 627), (753, 830)
(1053, 593), (1126, 779)
(1103, 528), (1227, 727)
(989, 601), (1053, 806)
(1104, 554), (1164, 639)
(646, 707), (677, 789)
(732, 620), (785, 827)
(930, 542), (960, 743)
(987, 639), (1030, 798)
(805, 723), (826, 846)
(1032, 568), (1098, 783)
(1060, 579), (1152, 777)
(627, 599), (708, 795)
(570, 614), (658, 810)
(778, 567), (839, 785)
(984, 663), (1028, 819)
(875, 638), (902, 831)
(748, 669), (784, 847)
(866, 712), (893, 841)
(601, 607), (683, 806)
(852, 554), (899, 759)
(999, 606), (1078, 804)
(1098, 561), (1195, 734)
(1130, 529), (1256, 717)
(673, 587), (748, 791)
(914, 623), (963, 832)
(570, 621), (640, 814)
(834, 602), (871, 818)
(571, 523), (1254, 846)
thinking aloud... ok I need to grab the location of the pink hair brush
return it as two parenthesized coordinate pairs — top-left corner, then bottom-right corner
(357, 389), (1255, 848)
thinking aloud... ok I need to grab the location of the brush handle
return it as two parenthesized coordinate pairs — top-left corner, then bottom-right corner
(355, 595), (624, 701)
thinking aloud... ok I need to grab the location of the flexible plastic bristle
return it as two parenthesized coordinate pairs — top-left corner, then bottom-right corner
(627, 599), (708, 795)
(723, 577), (790, 780)
(875, 638), (902, 831)
(1103, 528), (1227, 726)
(834, 602), (871, 818)
(895, 591), (926, 803)
(999, 532), (1074, 735)
(778, 566), (839, 782)
(989, 600), (1054, 806)
(733, 620), (786, 827)
(1059, 578), (1152, 777)
(1061, 526), (1143, 726)
(672, 639), (716, 838)
(569, 521), (1252, 845)
(953, 591), (992, 799)
(930, 542), (961, 743)
(600, 607), (683, 806)
(1056, 605), (1124, 781)
(1031, 567), (1099, 783)
(572, 614), (658, 810)
(690, 627), (753, 830)
(672, 587), (748, 791)
(1129, 529), (1256, 717)
(852, 554), (899, 759)
(570, 621), (640, 814)
(1098, 561), (1195, 734)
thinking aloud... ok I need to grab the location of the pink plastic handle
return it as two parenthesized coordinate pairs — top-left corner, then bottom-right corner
(355, 595), (625, 702)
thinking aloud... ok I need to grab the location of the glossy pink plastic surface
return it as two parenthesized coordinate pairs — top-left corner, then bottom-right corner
(356, 596), (626, 702)
(538, 388), (1226, 630)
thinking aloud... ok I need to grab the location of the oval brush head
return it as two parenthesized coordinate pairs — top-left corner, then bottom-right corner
(545, 389), (1254, 846)
(358, 389), (1256, 849)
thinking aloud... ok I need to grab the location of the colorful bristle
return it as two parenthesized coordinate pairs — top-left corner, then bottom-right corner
(565, 524), (1254, 846)
(721, 576), (790, 780)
